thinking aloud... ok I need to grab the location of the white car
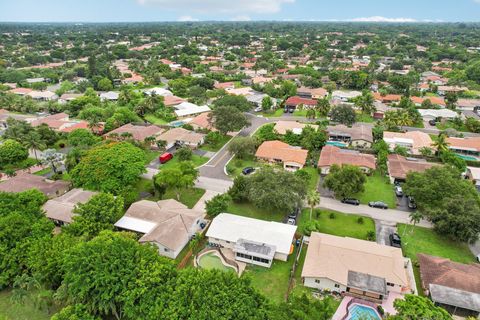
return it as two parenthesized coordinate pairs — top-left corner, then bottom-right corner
(254, 106), (263, 112)
(477, 254), (480, 263)
(287, 218), (296, 225)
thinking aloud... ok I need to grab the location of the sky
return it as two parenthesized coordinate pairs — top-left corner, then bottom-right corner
(0, 0), (480, 23)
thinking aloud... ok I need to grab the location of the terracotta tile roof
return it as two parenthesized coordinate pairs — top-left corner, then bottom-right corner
(411, 96), (446, 107)
(213, 82), (235, 90)
(255, 140), (308, 166)
(163, 95), (185, 106)
(418, 254), (480, 294)
(447, 137), (480, 152)
(387, 154), (438, 180)
(285, 96), (317, 107)
(373, 93), (401, 103)
(0, 173), (70, 197)
(190, 112), (213, 130)
(383, 131), (433, 155)
(9, 87), (33, 95)
(318, 145), (376, 170)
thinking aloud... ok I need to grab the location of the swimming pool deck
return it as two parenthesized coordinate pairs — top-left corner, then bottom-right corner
(332, 293), (401, 319)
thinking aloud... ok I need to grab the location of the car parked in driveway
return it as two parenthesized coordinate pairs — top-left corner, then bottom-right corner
(389, 233), (402, 248)
(242, 167), (255, 175)
(341, 198), (360, 206)
(407, 196), (417, 209)
(254, 106), (263, 112)
(287, 218), (296, 225)
(368, 201), (388, 209)
(395, 186), (403, 197)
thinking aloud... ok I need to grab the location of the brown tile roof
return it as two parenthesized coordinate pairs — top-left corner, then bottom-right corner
(157, 127), (205, 145)
(255, 140), (308, 166)
(326, 124), (373, 143)
(447, 137), (480, 152)
(285, 96), (317, 107)
(387, 154), (438, 180)
(42, 188), (98, 223)
(106, 123), (164, 141)
(318, 145), (376, 170)
(163, 95), (185, 106)
(274, 121), (319, 135)
(418, 254), (480, 294)
(0, 173), (70, 197)
(190, 112), (213, 130)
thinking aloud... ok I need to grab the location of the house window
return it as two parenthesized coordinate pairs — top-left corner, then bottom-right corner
(315, 279), (320, 284)
(164, 248), (169, 252)
(387, 282), (394, 287)
(334, 284), (340, 288)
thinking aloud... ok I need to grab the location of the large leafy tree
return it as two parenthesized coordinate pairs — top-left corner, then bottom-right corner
(70, 142), (146, 194)
(153, 161), (198, 201)
(213, 95), (251, 112)
(228, 137), (258, 159)
(208, 105), (249, 135)
(387, 295), (452, 320)
(323, 164), (367, 199)
(0, 139), (29, 166)
(67, 129), (100, 148)
(403, 166), (480, 242)
(52, 304), (100, 320)
(330, 104), (356, 126)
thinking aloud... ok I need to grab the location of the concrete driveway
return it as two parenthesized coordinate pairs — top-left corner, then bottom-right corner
(375, 220), (397, 245)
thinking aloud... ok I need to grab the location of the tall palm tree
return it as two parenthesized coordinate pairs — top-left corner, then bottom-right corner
(316, 97), (331, 117)
(306, 190), (321, 220)
(432, 133), (450, 154)
(23, 131), (46, 161)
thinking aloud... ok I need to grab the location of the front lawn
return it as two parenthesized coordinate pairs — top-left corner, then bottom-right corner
(354, 172), (396, 208)
(227, 201), (286, 222)
(397, 224), (476, 295)
(225, 156), (266, 177)
(436, 120), (469, 132)
(0, 290), (56, 320)
(200, 134), (231, 152)
(144, 150), (160, 164)
(298, 209), (375, 241)
(261, 108), (284, 117)
(160, 155), (209, 170)
(243, 250), (296, 304)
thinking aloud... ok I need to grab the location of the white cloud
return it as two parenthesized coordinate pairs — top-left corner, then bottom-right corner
(137, 0), (294, 14)
(231, 15), (251, 21)
(350, 16), (417, 23)
(177, 15), (198, 21)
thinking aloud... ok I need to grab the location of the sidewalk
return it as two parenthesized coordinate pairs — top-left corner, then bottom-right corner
(193, 189), (220, 212)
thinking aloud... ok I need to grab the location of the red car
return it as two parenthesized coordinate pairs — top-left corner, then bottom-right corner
(159, 152), (173, 164)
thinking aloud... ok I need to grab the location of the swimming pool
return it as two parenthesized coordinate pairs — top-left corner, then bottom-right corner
(326, 141), (347, 148)
(455, 153), (478, 161)
(197, 252), (236, 273)
(169, 120), (185, 127)
(347, 304), (381, 320)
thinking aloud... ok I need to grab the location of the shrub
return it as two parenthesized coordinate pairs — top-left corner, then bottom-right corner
(329, 212), (336, 219)
(357, 217), (364, 224)
(366, 231), (375, 241)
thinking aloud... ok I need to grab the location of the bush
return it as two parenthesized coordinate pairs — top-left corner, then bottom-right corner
(176, 147), (193, 162)
(315, 210), (321, 218)
(206, 194), (231, 217)
(377, 305), (384, 316)
(357, 217), (364, 224)
(0, 139), (29, 166)
(329, 212), (336, 219)
(366, 231), (375, 241)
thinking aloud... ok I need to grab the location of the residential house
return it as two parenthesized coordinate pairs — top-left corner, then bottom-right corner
(173, 102), (211, 118)
(446, 137), (480, 160)
(31, 113), (96, 133)
(8, 87), (33, 96)
(226, 87), (254, 96)
(410, 96), (446, 108)
(144, 87), (173, 97)
(467, 166), (480, 191)
(457, 99), (480, 112)
(297, 87), (328, 100)
(0, 173), (70, 198)
(418, 254), (480, 317)
(214, 82), (235, 90)
(318, 145), (376, 175)
(114, 199), (205, 259)
(255, 140), (308, 172)
(163, 95), (186, 107)
(387, 154), (438, 183)
(383, 131), (433, 155)
(302, 232), (411, 301)
(373, 93), (401, 104)
(437, 86), (469, 96)
(326, 124), (373, 148)
(27, 90), (58, 101)
(273, 121), (319, 135)
(59, 93), (83, 104)
(99, 91), (119, 101)
(418, 109), (459, 121)
(284, 96), (317, 110)
(157, 127), (205, 150)
(206, 213), (297, 268)
(42, 188), (98, 226)
(332, 90), (362, 102)
(105, 123), (165, 144)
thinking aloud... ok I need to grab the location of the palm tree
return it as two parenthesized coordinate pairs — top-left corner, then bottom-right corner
(432, 133), (450, 154)
(306, 190), (321, 220)
(23, 131), (46, 161)
(316, 97), (331, 117)
(408, 211), (423, 235)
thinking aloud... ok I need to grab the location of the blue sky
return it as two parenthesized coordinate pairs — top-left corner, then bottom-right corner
(0, 0), (479, 22)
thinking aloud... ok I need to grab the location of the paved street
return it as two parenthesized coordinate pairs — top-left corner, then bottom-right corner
(317, 196), (432, 228)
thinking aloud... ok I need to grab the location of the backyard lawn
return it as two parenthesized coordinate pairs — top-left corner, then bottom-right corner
(227, 201), (286, 222)
(354, 172), (396, 208)
(225, 156), (266, 177)
(243, 250), (296, 304)
(298, 209), (376, 241)
(144, 113), (168, 125)
(200, 134), (231, 152)
(0, 290), (56, 320)
(159, 155), (209, 170)
(397, 224), (476, 295)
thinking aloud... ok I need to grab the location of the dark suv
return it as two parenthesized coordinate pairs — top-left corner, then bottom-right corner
(341, 198), (360, 206)
(407, 196), (417, 209)
(368, 201), (388, 209)
(389, 233), (402, 248)
(242, 167), (255, 175)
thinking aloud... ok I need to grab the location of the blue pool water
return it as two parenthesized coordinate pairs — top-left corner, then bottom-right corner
(169, 120), (185, 127)
(347, 304), (381, 320)
(455, 153), (478, 161)
(326, 141), (347, 148)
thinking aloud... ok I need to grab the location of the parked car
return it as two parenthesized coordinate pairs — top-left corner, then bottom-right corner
(407, 196), (417, 209)
(368, 201), (388, 209)
(288, 207), (300, 220)
(341, 198), (360, 206)
(242, 167), (255, 175)
(395, 186), (403, 197)
(159, 152), (173, 164)
(287, 218), (296, 225)
(389, 233), (402, 248)
(428, 119), (436, 126)
(254, 106), (263, 112)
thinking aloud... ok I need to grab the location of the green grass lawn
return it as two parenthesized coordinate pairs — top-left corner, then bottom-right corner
(0, 290), (55, 320)
(227, 201), (286, 222)
(225, 156), (267, 177)
(436, 121), (469, 132)
(243, 251), (296, 304)
(33, 168), (51, 176)
(302, 167), (320, 191)
(160, 155), (209, 170)
(354, 172), (397, 208)
(397, 224), (476, 295)
(144, 150), (160, 164)
(298, 209), (375, 240)
(355, 112), (375, 123)
(144, 113), (168, 125)
(199, 134), (231, 152)
(261, 108), (284, 117)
